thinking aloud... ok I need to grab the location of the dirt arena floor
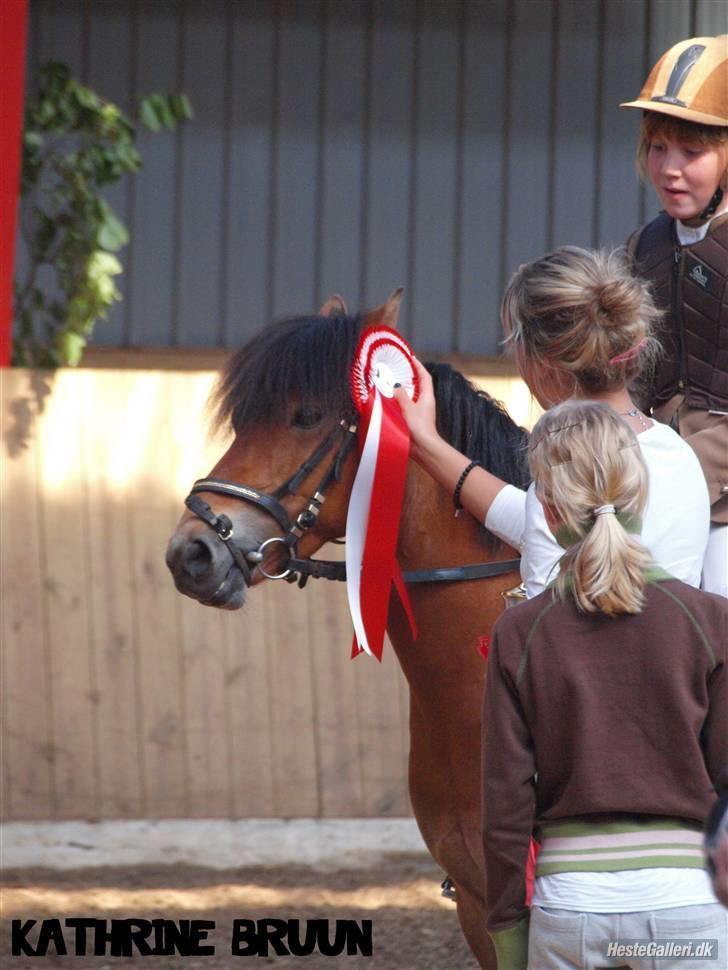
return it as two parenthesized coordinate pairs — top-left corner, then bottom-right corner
(2, 855), (479, 969)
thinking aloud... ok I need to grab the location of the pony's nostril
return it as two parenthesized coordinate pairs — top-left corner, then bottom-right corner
(182, 539), (214, 579)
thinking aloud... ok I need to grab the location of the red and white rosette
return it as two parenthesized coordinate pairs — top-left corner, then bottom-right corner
(347, 326), (419, 661)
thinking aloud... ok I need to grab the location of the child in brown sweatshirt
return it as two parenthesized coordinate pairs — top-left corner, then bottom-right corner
(482, 400), (727, 970)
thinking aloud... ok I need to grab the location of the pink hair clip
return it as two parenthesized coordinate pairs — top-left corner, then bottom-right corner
(609, 338), (647, 366)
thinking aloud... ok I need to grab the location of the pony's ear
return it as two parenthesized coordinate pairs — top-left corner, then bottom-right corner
(363, 288), (404, 330)
(318, 294), (348, 317)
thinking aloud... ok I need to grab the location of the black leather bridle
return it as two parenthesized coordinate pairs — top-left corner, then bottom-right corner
(184, 417), (520, 589)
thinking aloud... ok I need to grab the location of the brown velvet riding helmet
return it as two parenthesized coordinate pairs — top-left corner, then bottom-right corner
(621, 34), (728, 127)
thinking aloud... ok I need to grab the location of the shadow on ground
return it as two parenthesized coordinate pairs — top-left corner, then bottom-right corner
(2, 854), (478, 969)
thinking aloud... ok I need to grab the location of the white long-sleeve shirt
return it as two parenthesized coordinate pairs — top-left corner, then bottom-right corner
(485, 420), (710, 597)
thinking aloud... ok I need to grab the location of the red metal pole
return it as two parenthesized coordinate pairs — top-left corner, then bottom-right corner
(0, 0), (29, 367)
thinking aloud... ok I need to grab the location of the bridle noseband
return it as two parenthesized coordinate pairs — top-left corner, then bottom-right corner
(184, 416), (521, 589)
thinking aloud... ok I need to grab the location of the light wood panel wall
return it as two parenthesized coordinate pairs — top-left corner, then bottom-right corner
(1, 364), (532, 822)
(1, 367), (412, 822)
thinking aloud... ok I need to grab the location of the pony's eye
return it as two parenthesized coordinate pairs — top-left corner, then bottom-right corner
(292, 406), (323, 428)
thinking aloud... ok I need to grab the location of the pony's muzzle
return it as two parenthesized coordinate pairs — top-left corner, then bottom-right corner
(165, 530), (246, 606)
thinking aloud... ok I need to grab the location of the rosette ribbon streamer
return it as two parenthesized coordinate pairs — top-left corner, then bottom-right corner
(346, 327), (419, 661)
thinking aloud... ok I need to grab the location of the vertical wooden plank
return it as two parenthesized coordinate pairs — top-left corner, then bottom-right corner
(353, 638), (409, 816)
(26, 0), (42, 84)
(177, 595), (231, 816)
(458, 0), (508, 356)
(169, 372), (233, 817)
(364, 0), (416, 319)
(15, 0), (43, 301)
(649, 0), (692, 64)
(306, 546), (366, 817)
(225, 0), (275, 346)
(126, 372), (188, 816)
(551, 0), (600, 249)
(83, 371), (143, 817)
(36, 371), (98, 818)
(175, 0), (227, 346)
(128, 0), (180, 346)
(409, 0), (460, 353)
(30, 0), (85, 314)
(263, 580), (320, 816)
(271, 0), (325, 320)
(598, 0), (648, 247)
(645, 0), (692, 220)
(222, 595), (277, 818)
(35, 0), (84, 76)
(317, 0), (368, 309)
(86, 0), (132, 345)
(696, 0), (727, 34)
(0, 370), (54, 819)
(502, 0), (555, 276)
(167, 370), (278, 819)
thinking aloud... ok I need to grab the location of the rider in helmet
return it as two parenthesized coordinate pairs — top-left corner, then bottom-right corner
(621, 34), (728, 597)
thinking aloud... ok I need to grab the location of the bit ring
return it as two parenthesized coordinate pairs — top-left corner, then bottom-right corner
(256, 536), (293, 580)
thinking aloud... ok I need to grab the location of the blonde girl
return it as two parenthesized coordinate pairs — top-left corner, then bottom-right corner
(394, 245), (709, 596)
(482, 401), (728, 970)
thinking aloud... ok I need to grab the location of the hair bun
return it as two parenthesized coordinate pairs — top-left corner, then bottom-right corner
(591, 277), (642, 327)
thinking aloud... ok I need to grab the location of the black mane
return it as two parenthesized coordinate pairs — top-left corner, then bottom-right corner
(427, 362), (530, 493)
(214, 313), (530, 543)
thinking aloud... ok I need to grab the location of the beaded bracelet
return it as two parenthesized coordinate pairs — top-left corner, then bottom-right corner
(453, 460), (481, 516)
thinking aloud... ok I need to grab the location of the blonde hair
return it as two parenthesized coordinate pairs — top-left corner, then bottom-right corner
(529, 401), (653, 616)
(502, 246), (662, 398)
(636, 112), (728, 186)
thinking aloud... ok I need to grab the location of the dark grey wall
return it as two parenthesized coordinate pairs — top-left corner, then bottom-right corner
(22, 0), (728, 354)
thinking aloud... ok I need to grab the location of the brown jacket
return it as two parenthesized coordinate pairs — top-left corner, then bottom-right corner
(482, 572), (727, 957)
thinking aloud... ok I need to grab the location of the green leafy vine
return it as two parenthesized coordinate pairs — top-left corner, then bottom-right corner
(13, 62), (192, 367)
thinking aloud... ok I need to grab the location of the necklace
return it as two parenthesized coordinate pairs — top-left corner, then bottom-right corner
(622, 407), (649, 430)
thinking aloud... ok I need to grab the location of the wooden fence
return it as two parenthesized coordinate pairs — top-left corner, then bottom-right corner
(1, 364), (531, 822)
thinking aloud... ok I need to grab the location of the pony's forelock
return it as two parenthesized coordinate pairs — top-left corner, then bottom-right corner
(211, 313), (363, 433)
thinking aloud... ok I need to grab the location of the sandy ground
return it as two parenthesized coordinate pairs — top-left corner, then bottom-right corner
(2, 856), (479, 969)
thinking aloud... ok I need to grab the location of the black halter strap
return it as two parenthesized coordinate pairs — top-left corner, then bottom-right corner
(284, 557), (521, 585)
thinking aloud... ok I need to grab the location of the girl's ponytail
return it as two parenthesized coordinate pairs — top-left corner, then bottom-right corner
(565, 507), (650, 615)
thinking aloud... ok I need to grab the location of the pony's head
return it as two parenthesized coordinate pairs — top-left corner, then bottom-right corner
(166, 292), (529, 609)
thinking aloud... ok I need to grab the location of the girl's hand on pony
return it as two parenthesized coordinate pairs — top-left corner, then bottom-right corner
(393, 357), (442, 460)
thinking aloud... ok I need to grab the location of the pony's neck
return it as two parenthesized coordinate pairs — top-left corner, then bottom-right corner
(389, 463), (517, 688)
(397, 463), (493, 572)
